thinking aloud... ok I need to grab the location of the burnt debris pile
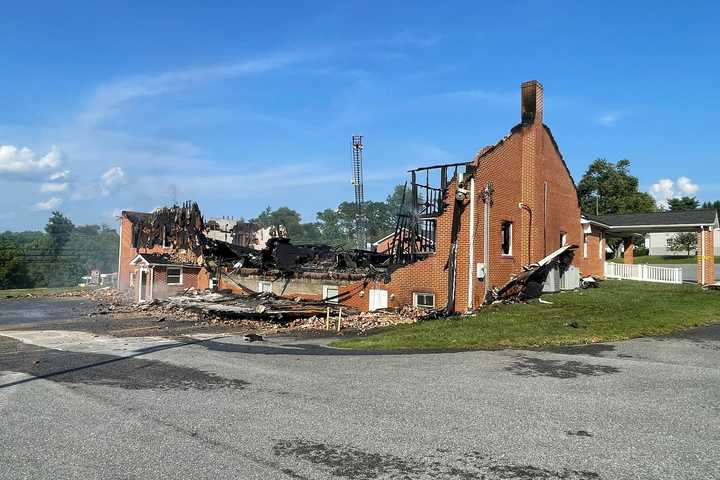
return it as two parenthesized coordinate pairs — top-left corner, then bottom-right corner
(226, 238), (389, 275)
(129, 202), (207, 256)
(129, 202), (390, 277)
(162, 289), (355, 322)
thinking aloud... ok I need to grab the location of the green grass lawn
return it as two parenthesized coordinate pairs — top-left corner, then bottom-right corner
(0, 287), (85, 299)
(331, 280), (720, 351)
(610, 255), (720, 265)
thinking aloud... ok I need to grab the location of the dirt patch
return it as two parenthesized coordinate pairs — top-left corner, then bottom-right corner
(505, 356), (620, 379)
(272, 439), (600, 479)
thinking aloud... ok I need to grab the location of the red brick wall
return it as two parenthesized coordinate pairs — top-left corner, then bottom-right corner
(339, 82), (595, 312)
(118, 212), (210, 292)
(118, 213), (169, 290)
(150, 266), (202, 300)
(580, 226), (606, 277)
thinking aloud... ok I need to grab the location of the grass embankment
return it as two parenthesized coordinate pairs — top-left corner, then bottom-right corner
(610, 255), (720, 265)
(0, 287), (84, 299)
(331, 280), (720, 351)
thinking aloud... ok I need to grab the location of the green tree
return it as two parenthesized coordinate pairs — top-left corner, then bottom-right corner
(701, 200), (720, 210)
(252, 207), (322, 244)
(667, 232), (697, 256)
(668, 196), (699, 211)
(45, 211), (74, 252)
(577, 159), (657, 215)
(0, 238), (32, 289)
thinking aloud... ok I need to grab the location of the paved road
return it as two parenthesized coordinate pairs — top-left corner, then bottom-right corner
(1, 298), (719, 479)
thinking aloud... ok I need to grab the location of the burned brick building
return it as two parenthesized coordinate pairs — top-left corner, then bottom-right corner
(222, 80), (606, 311)
(118, 81), (610, 310)
(118, 205), (212, 302)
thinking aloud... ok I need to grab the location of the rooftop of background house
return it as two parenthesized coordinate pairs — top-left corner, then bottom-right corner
(585, 209), (719, 232)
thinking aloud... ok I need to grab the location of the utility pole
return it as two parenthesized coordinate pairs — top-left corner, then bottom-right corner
(351, 135), (366, 249)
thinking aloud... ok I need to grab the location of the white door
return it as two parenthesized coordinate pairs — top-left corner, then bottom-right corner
(139, 270), (148, 302)
(368, 289), (388, 311)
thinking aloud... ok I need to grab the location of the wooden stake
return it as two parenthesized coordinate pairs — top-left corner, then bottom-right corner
(336, 307), (342, 332)
(325, 307), (330, 330)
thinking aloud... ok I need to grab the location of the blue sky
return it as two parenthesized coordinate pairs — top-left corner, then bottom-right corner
(2, 1), (719, 231)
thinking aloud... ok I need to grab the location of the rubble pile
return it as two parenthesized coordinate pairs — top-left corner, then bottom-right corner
(127, 289), (358, 324)
(287, 306), (438, 333)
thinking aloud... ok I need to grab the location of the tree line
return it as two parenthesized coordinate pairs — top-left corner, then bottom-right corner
(0, 212), (120, 289)
(0, 186), (410, 289)
(2, 159), (717, 289)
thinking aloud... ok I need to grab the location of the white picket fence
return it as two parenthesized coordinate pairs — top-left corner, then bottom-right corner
(604, 262), (683, 284)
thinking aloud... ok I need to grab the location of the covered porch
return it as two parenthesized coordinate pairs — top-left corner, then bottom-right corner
(586, 209), (719, 285)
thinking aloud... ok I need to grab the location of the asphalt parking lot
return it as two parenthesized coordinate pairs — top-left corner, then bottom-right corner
(1, 298), (718, 479)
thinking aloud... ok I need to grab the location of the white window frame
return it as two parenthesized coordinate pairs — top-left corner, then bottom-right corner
(129, 272), (136, 287)
(412, 292), (435, 309)
(501, 221), (513, 256)
(166, 267), (183, 285)
(560, 231), (568, 247)
(322, 285), (339, 304)
(258, 280), (272, 293)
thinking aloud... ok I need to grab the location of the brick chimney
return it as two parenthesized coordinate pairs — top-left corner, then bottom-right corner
(521, 80), (543, 124)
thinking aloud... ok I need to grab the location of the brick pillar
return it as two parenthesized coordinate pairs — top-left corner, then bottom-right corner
(519, 80), (543, 266)
(623, 237), (634, 264)
(697, 228), (715, 285)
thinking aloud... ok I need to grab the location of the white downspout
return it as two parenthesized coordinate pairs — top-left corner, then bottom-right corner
(117, 217), (123, 289)
(467, 177), (475, 311)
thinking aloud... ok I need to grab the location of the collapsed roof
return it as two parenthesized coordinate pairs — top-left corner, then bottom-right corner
(126, 202), (390, 278)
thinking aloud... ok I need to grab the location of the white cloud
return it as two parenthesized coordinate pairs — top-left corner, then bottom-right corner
(35, 197), (62, 211)
(0, 145), (63, 177)
(40, 182), (68, 193)
(49, 170), (70, 181)
(100, 166), (126, 196)
(597, 111), (625, 127)
(676, 176), (699, 195)
(101, 166), (126, 188)
(649, 176), (700, 208)
(79, 53), (314, 126)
